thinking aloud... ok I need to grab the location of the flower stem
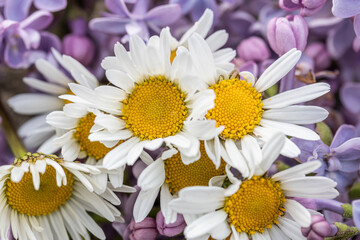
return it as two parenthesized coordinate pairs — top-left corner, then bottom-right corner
(0, 98), (27, 158)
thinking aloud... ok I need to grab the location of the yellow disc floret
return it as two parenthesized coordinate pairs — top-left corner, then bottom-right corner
(224, 176), (286, 235)
(122, 76), (188, 140)
(73, 112), (116, 159)
(164, 142), (226, 194)
(206, 78), (263, 140)
(6, 165), (74, 216)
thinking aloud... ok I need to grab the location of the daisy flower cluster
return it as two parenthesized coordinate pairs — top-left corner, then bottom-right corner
(1, 1), (360, 240)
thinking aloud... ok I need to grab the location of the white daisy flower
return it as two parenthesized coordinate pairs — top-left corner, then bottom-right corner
(7, 49), (100, 154)
(187, 35), (330, 175)
(133, 141), (227, 224)
(169, 133), (339, 240)
(167, 9), (235, 72)
(66, 28), (219, 170)
(46, 102), (126, 190)
(0, 152), (126, 240)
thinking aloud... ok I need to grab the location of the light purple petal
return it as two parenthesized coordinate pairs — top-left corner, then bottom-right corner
(132, 0), (150, 15)
(340, 82), (360, 114)
(279, 0), (299, 11)
(169, 0), (196, 15)
(20, 10), (53, 30)
(276, 18), (296, 55)
(34, 0), (67, 12)
(333, 138), (360, 160)
(330, 124), (357, 149)
(238, 61), (259, 77)
(4, 38), (27, 68)
(332, 0), (360, 18)
(353, 200), (360, 230)
(327, 19), (355, 59)
(191, 0), (218, 21)
(291, 138), (325, 162)
(145, 4), (182, 26)
(89, 17), (129, 34)
(354, 14), (360, 38)
(341, 160), (360, 172)
(290, 15), (308, 51)
(4, 0), (32, 21)
(105, 0), (131, 16)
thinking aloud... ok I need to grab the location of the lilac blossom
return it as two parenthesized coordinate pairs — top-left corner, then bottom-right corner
(169, 0), (218, 21)
(0, 10), (53, 68)
(280, 0), (327, 16)
(63, 18), (95, 66)
(156, 211), (186, 237)
(89, 0), (182, 42)
(292, 124), (360, 192)
(332, 0), (360, 38)
(236, 36), (270, 62)
(301, 215), (337, 239)
(267, 15), (309, 56)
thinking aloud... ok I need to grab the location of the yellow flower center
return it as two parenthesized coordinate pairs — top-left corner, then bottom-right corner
(122, 76), (188, 141)
(206, 78), (263, 140)
(73, 112), (117, 159)
(224, 176), (286, 235)
(164, 142), (226, 194)
(6, 165), (74, 216)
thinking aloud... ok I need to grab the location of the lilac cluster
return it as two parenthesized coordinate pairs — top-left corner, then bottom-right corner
(1, 0), (360, 239)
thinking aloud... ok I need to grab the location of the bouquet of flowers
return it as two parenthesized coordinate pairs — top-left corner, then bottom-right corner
(0, 0), (359, 239)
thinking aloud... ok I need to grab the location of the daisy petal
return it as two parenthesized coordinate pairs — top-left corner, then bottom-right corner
(262, 106), (328, 124)
(285, 199), (311, 227)
(255, 49), (301, 92)
(262, 83), (330, 109)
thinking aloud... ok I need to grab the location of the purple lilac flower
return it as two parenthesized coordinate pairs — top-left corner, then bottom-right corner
(63, 18), (95, 66)
(292, 124), (360, 192)
(267, 15), (309, 56)
(0, 10), (53, 68)
(332, 0), (360, 38)
(4, 0), (66, 21)
(280, 0), (327, 16)
(301, 215), (337, 239)
(89, 0), (182, 42)
(169, 0), (218, 21)
(156, 211), (185, 237)
(304, 42), (331, 71)
(127, 218), (158, 240)
(237, 36), (270, 62)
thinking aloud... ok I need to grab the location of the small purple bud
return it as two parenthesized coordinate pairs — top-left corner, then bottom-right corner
(305, 42), (331, 71)
(267, 15), (308, 56)
(128, 218), (158, 240)
(280, 0), (326, 16)
(62, 34), (95, 66)
(156, 211), (186, 237)
(237, 36), (270, 62)
(301, 215), (337, 239)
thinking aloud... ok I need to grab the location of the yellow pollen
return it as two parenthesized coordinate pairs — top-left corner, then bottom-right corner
(206, 78), (263, 141)
(73, 112), (119, 160)
(224, 176), (286, 234)
(5, 165), (74, 216)
(164, 142), (226, 194)
(122, 76), (188, 141)
(170, 50), (177, 64)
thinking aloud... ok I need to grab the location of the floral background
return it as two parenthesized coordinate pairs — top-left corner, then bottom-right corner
(1, 0), (360, 239)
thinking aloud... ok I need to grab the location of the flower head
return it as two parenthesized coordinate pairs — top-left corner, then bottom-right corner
(188, 39), (329, 176)
(169, 133), (339, 239)
(0, 152), (123, 240)
(67, 28), (218, 170)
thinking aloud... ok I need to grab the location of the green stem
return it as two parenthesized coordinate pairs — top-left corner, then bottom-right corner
(0, 97), (27, 158)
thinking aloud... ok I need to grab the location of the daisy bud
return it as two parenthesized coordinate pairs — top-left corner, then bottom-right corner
(237, 36), (270, 62)
(156, 211), (186, 237)
(280, 0), (326, 16)
(267, 15), (308, 56)
(301, 215), (337, 239)
(128, 218), (158, 240)
(305, 42), (331, 71)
